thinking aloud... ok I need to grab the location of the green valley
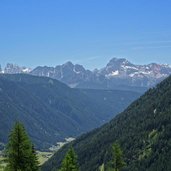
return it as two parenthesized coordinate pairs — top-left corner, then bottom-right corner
(0, 74), (139, 150)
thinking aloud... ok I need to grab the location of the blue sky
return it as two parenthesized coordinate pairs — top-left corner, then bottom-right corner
(0, 0), (171, 70)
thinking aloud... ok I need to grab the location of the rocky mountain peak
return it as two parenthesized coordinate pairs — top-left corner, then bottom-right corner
(107, 58), (130, 67)
(62, 61), (74, 68)
(1, 58), (171, 89)
(74, 64), (85, 73)
(105, 57), (134, 72)
(4, 63), (31, 74)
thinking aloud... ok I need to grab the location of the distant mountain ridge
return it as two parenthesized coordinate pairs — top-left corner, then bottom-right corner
(0, 63), (31, 74)
(1, 58), (171, 89)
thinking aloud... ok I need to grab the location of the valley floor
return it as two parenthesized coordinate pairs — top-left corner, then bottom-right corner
(0, 137), (75, 170)
(0, 151), (53, 171)
(0, 156), (7, 171)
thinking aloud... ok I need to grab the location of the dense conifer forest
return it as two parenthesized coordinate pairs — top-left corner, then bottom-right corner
(42, 75), (171, 171)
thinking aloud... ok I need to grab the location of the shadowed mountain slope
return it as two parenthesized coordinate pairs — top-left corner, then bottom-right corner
(42, 75), (171, 171)
(0, 74), (139, 150)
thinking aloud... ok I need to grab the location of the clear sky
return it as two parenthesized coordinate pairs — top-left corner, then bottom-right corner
(0, 0), (171, 70)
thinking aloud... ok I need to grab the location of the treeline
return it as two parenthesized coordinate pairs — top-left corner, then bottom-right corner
(59, 143), (126, 171)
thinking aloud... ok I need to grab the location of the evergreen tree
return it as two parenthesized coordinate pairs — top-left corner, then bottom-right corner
(31, 144), (39, 171)
(5, 122), (39, 171)
(112, 143), (126, 171)
(59, 147), (79, 171)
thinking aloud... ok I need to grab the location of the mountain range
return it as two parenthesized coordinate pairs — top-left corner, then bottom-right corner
(1, 58), (171, 91)
(0, 74), (139, 150)
(42, 73), (171, 171)
(0, 63), (31, 74)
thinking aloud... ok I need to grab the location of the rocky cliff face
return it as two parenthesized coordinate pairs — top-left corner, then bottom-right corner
(31, 58), (171, 89)
(1, 58), (171, 89)
(2, 63), (31, 74)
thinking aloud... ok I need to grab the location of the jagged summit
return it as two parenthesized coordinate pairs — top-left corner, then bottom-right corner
(62, 61), (74, 67)
(107, 57), (128, 66)
(1, 58), (171, 89)
(1, 63), (31, 74)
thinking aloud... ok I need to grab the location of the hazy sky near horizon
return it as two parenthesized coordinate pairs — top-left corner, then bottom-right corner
(0, 0), (171, 70)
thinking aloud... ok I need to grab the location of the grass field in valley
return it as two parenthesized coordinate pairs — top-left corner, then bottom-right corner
(0, 137), (74, 170)
(0, 151), (53, 170)
(0, 156), (7, 171)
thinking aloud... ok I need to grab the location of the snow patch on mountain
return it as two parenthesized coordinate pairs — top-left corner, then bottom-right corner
(106, 70), (119, 77)
(1, 58), (171, 89)
(2, 63), (32, 74)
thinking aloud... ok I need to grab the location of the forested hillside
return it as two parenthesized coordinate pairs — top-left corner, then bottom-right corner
(42, 75), (171, 171)
(0, 74), (139, 150)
